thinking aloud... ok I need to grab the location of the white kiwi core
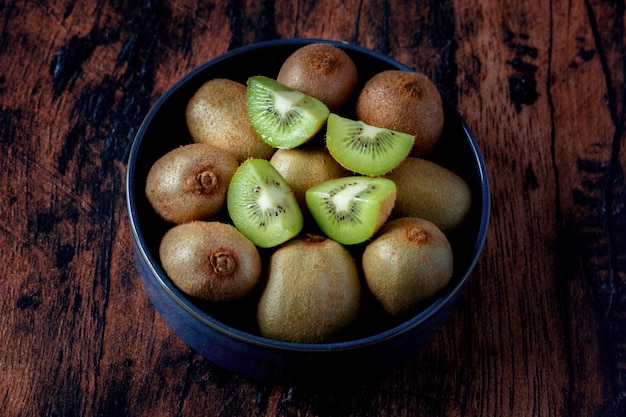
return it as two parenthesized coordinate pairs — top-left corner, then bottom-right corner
(332, 182), (369, 212)
(274, 90), (305, 115)
(258, 184), (287, 212)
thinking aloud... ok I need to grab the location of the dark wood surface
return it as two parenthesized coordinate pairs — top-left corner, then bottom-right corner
(2, 1), (625, 416)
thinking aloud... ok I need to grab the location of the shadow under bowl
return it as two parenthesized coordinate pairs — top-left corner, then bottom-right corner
(125, 38), (490, 385)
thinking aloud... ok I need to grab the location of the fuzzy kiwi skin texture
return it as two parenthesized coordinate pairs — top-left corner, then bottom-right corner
(355, 70), (444, 157)
(269, 147), (348, 216)
(384, 157), (472, 233)
(257, 234), (361, 343)
(186, 78), (275, 162)
(145, 143), (239, 224)
(277, 43), (358, 112)
(159, 221), (262, 304)
(362, 217), (453, 319)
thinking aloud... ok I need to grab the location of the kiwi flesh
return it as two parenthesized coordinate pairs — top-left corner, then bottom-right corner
(385, 157), (472, 233)
(257, 234), (361, 343)
(186, 78), (275, 162)
(325, 113), (415, 176)
(145, 143), (238, 224)
(269, 147), (348, 217)
(277, 43), (358, 112)
(159, 221), (262, 303)
(356, 70), (444, 157)
(246, 76), (330, 149)
(227, 158), (303, 248)
(306, 176), (396, 245)
(362, 217), (453, 319)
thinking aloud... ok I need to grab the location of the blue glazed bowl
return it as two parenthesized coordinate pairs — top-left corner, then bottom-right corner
(125, 38), (490, 385)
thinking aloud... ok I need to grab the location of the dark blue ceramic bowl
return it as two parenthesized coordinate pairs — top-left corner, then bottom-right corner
(126, 38), (490, 385)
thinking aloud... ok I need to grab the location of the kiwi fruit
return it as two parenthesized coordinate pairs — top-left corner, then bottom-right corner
(246, 76), (330, 149)
(306, 176), (396, 245)
(269, 147), (347, 216)
(362, 217), (453, 319)
(227, 158), (303, 248)
(145, 143), (238, 224)
(186, 78), (275, 162)
(277, 43), (358, 112)
(385, 157), (472, 233)
(355, 70), (444, 157)
(257, 234), (361, 343)
(325, 113), (415, 176)
(159, 221), (262, 303)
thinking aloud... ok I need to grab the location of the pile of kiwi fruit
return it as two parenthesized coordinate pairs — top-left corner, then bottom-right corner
(145, 42), (473, 344)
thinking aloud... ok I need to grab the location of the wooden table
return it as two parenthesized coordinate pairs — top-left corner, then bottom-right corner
(2, 1), (624, 415)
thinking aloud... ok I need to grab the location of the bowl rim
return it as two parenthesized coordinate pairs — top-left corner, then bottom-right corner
(125, 38), (491, 353)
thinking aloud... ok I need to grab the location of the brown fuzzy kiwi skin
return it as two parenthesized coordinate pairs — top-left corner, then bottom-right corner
(145, 143), (239, 224)
(277, 43), (358, 112)
(186, 78), (275, 162)
(384, 157), (472, 233)
(257, 234), (361, 343)
(355, 70), (444, 157)
(159, 221), (262, 303)
(362, 217), (453, 319)
(269, 147), (348, 217)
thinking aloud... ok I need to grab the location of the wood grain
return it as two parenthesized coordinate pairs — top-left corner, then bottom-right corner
(1, 0), (624, 416)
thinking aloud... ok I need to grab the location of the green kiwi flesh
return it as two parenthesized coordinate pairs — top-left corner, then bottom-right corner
(257, 234), (361, 343)
(326, 113), (415, 176)
(362, 217), (453, 319)
(227, 158), (303, 248)
(159, 221), (262, 303)
(305, 176), (396, 245)
(246, 76), (330, 149)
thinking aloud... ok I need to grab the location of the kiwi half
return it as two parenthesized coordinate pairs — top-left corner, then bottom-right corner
(246, 76), (330, 149)
(306, 176), (396, 245)
(325, 113), (415, 176)
(227, 158), (303, 248)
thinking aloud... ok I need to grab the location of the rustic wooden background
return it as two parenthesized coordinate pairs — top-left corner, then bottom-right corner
(1, 0), (624, 416)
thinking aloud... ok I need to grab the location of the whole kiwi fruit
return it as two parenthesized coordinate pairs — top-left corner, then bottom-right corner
(277, 43), (358, 112)
(355, 70), (444, 157)
(186, 78), (275, 162)
(145, 143), (238, 224)
(269, 147), (347, 216)
(257, 234), (361, 343)
(159, 221), (262, 303)
(362, 217), (453, 319)
(385, 157), (472, 233)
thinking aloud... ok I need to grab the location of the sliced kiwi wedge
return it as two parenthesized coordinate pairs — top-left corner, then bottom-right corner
(227, 158), (303, 248)
(306, 176), (396, 245)
(325, 113), (415, 176)
(246, 76), (330, 149)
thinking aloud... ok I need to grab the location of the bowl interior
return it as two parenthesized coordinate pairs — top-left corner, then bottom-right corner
(127, 39), (490, 350)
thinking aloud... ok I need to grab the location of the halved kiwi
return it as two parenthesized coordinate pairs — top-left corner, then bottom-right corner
(305, 176), (396, 245)
(227, 158), (303, 248)
(325, 113), (415, 176)
(246, 76), (330, 149)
